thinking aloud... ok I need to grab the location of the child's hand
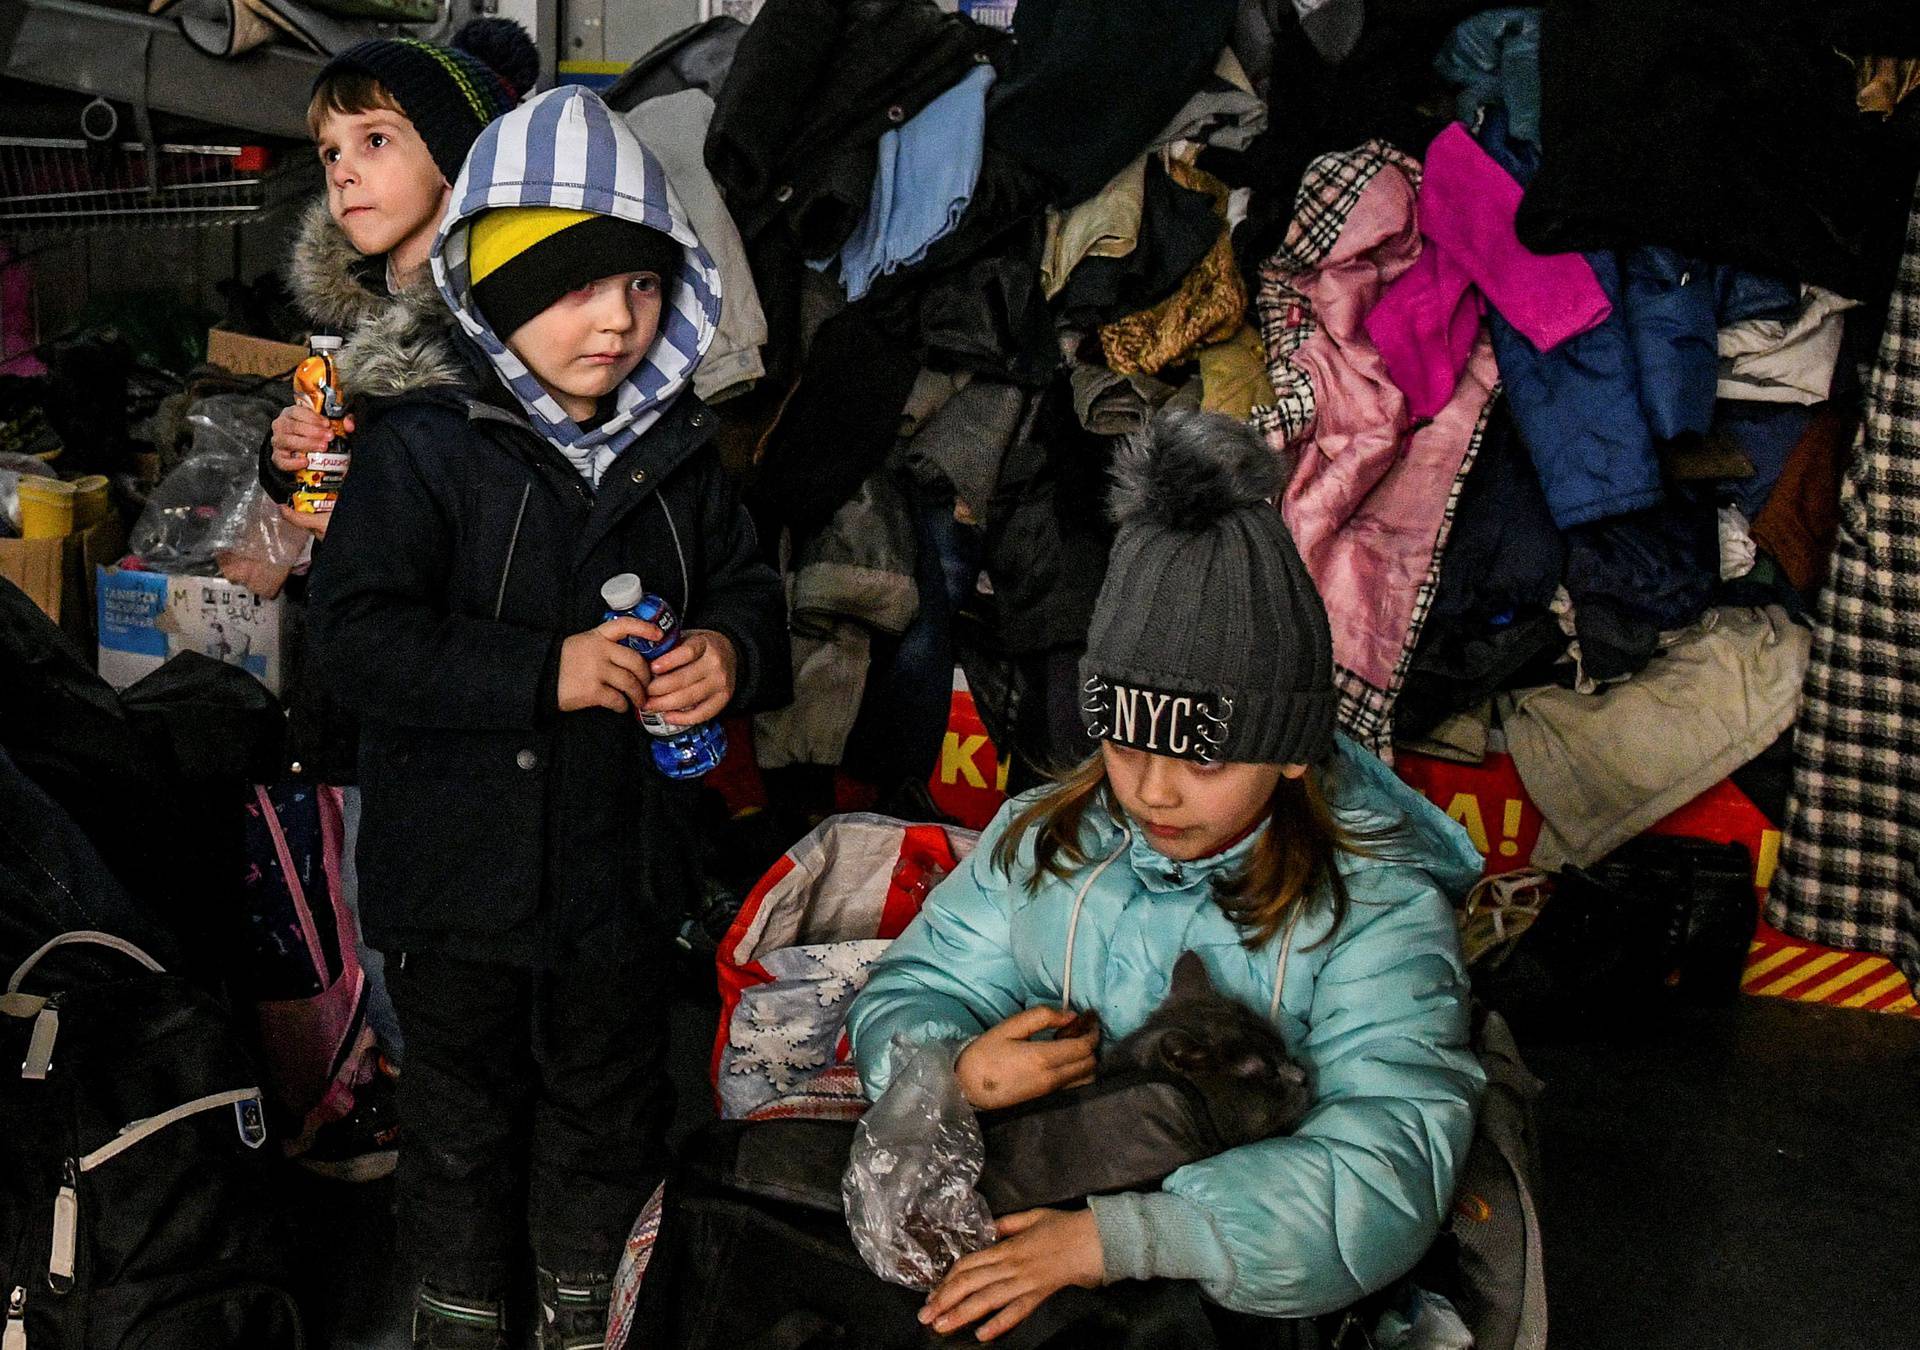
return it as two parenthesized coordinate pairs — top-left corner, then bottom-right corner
(921, 1209), (1105, 1341)
(214, 552), (292, 600)
(278, 503), (329, 538)
(955, 1006), (1100, 1111)
(642, 629), (738, 726)
(271, 403), (354, 473)
(556, 618), (657, 713)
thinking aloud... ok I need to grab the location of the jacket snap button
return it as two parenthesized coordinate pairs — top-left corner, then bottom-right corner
(690, 408), (708, 427)
(774, 184), (794, 203)
(630, 468), (647, 484)
(886, 104), (905, 123)
(289, 761), (303, 775)
(516, 749), (538, 771)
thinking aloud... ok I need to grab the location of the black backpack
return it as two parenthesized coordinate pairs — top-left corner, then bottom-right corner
(627, 1008), (1547, 1350)
(0, 931), (303, 1350)
(1476, 836), (1758, 1032)
(630, 1118), (1360, 1350)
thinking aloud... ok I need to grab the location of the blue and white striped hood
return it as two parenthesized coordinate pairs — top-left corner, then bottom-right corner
(431, 85), (722, 486)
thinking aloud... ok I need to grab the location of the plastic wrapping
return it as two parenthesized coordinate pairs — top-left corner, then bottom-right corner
(1374, 1287), (1475, 1350)
(842, 1036), (996, 1290)
(129, 394), (278, 570)
(210, 481), (311, 569)
(0, 451), (59, 535)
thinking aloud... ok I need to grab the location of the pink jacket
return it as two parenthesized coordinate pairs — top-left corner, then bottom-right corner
(1255, 146), (1499, 751)
(1366, 122), (1610, 418)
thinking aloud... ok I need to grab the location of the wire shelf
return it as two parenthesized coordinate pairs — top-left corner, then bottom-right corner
(0, 136), (295, 233)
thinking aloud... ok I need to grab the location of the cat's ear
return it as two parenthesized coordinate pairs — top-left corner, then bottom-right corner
(1162, 1029), (1204, 1072)
(1170, 950), (1212, 998)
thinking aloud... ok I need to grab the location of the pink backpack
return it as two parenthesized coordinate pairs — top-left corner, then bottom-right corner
(238, 782), (378, 1152)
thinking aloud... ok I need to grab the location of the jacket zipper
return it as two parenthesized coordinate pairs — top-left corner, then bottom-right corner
(656, 495), (691, 614)
(46, 1088), (262, 1295)
(494, 483), (532, 619)
(5, 1284), (24, 1350)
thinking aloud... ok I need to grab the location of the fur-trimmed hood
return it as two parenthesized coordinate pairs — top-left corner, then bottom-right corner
(285, 196), (468, 401)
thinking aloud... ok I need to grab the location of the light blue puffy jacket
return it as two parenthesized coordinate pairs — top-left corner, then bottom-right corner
(847, 736), (1486, 1318)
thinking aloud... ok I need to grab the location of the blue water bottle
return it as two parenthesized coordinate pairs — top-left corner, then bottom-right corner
(599, 572), (729, 780)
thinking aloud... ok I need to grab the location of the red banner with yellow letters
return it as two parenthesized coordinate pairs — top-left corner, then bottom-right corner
(917, 680), (1916, 1017)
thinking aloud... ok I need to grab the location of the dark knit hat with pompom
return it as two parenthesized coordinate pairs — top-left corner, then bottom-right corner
(315, 18), (539, 185)
(1079, 409), (1336, 766)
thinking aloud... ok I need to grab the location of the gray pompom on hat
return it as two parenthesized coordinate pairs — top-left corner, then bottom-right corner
(1080, 409), (1336, 766)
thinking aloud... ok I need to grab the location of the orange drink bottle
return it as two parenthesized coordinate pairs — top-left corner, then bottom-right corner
(291, 334), (350, 514)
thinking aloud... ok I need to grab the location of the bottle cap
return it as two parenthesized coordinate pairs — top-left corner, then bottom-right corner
(308, 335), (344, 352)
(600, 573), (644, 612)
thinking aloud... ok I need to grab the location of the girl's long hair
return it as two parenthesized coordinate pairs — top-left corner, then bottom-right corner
(991, 753), (1384, 948)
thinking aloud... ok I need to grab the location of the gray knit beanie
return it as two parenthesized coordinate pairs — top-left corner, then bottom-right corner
(1079, 409), (1336, 766)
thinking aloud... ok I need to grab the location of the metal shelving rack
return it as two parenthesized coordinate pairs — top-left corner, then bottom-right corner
(0, 136), (302, 234)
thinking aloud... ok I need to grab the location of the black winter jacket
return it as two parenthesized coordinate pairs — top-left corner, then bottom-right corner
(705, 0), (1001, 258)
(306, 363), (789, 966)
(259, 199), (473, 786)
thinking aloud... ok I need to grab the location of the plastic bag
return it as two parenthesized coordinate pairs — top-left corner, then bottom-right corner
(0, 450), (59, 535)
(210, 480), (310, 568)
(842, 1036), (996, 1290)
(129, 394), (277, 570)
(1374, 1286), (1476, 1350)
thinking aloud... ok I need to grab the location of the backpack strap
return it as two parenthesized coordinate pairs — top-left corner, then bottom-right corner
(1475, 1010), (1548, 1350)
(1452, 1006), (1548, 1350)
(4, 931), (166, 1006)
(256, 785), (333, 989)
(3, 934), (167, 1080)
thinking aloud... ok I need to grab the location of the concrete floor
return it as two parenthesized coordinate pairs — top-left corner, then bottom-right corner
(283, 990), (1920, 1349)
(1521, 997), (1920, 1350)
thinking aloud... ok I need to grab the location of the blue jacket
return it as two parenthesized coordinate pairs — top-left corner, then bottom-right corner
(1475, 114), (1798, 532)
(1435, 7), (1542, 149)
(847, 738), (1486, 1317)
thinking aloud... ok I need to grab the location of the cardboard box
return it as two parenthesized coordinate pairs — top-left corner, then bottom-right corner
(206, 329), (307, 381)
(0, 514), (125, 647)
(96, 565), (290, 695)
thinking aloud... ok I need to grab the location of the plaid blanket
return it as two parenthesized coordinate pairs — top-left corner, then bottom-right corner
(1768, 171), (1920, 986)
(1250, 143), (1424, 450)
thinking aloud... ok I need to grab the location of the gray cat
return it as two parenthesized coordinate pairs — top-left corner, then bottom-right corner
(1102, 950), (1313, 1145)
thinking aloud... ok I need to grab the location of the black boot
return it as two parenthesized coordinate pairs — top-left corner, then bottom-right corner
(535, 1267), (614, 1350)
(411, 1284), (506, 1350)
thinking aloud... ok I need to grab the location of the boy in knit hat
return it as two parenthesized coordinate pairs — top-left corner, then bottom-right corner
(214, 22), (536, 1185)
(256, 19), (537, 524)
(307, 86), (787, 1349)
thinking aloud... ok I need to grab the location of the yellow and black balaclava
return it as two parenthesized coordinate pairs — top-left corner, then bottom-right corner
(467, 205), (682, 341)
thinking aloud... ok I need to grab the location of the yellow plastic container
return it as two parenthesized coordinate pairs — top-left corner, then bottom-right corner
(18, 474), (109, 539)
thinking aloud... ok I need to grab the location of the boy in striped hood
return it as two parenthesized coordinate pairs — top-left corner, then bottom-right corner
(307, 86), (787, 1350)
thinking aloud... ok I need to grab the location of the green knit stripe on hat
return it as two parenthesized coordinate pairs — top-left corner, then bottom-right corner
(391, 37), (498, 124)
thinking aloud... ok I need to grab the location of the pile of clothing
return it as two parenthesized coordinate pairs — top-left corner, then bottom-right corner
(618, 0), (1920, 977)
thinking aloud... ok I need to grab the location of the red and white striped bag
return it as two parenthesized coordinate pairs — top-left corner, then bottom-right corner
(611, 814), (979, 1349)
(710, 812), (979, 1121)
